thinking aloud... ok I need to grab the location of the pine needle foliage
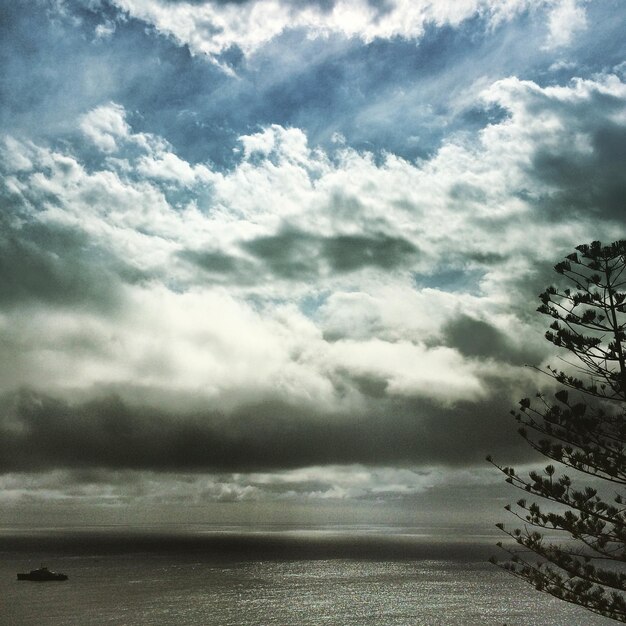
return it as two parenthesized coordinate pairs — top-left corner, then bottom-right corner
(488, 240), (626, 622)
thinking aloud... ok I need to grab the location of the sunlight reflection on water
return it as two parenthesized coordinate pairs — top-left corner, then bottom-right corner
(0, 528), (617, 626)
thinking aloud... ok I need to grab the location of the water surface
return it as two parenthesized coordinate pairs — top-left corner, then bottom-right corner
(0, 526), (616, 626)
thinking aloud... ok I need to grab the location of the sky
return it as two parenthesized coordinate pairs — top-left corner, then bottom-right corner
(0, 0), (625, 530)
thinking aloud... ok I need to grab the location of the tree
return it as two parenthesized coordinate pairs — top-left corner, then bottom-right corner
(488, 240), (626, 622)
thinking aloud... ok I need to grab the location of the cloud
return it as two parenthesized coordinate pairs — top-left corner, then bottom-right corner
(481, 74), (626, 220)
(2, 0), (625, 529)
(2, 0), (611, 177)
(94, 19), (118, 40)
(0, 464), (503, 507)
(80, 102), (131, 152)
(240, 228), (419, 279)
(544, 0), (587, 49)
(0, 382), (529, 473)
(441, 314), (542, 366)
(0, 219), (124, 310)
(1, 71), (625, 485)
(107, 0), (582, 62)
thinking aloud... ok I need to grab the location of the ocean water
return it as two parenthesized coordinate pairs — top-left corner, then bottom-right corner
(0, 526), (617, 626)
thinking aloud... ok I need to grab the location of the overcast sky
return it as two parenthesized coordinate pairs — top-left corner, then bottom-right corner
(1, 0), (625, 529)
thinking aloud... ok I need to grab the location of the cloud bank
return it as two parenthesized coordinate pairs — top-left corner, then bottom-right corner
(2, 73), (625, 474)
(1, 0), (625, 521)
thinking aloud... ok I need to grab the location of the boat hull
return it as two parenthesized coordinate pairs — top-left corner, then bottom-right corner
(17, 571), (68, 581)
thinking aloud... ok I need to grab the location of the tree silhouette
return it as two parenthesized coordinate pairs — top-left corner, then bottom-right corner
(488, 240), (626, 622)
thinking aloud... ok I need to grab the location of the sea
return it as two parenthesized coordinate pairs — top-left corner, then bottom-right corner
(0, 525), (617, 626)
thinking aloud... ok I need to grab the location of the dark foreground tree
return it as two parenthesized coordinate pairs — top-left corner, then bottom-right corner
(488, 240), (626, 622)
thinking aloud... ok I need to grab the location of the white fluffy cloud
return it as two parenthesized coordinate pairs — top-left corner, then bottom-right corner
(79, 102), (131, 152)
(3, 72), (625, 411)
(109, 0), (588, 61)
(544, 0), (587, 48)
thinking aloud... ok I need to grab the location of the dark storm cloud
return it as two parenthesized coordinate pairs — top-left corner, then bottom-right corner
(241, 229), (419, 279)
(0, 383), (531, 473)
(182, 228), (419, 283)
(243, 231), (319, 279)
(323, 234), (418, 272)
(441, 314), (542, 366)
(178, 249), (241, 275)
(529, 117), (626, 221)
(0, 214), (133, 310)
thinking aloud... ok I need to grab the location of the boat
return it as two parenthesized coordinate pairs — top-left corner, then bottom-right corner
(17, 566), (68, 582)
